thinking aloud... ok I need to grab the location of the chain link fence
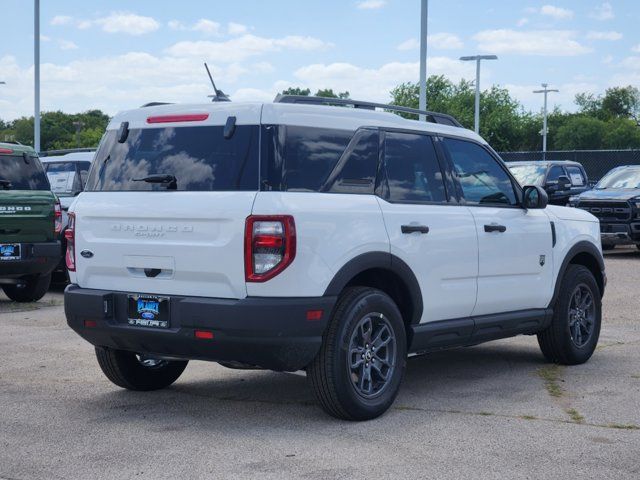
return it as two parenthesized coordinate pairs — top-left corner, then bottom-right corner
(499, 150), (640, 182)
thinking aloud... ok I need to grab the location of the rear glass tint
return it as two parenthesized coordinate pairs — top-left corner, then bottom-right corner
(45, 162), (79, 194)
(0, 154), (50, 191)
(86, 125), (259, 191)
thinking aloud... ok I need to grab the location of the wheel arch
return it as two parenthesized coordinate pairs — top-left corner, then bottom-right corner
(323, 252), (423, 328)
(550, 241), (605, 308)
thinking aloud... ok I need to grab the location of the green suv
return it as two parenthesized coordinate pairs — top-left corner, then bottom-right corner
(0, 143), (61, 302)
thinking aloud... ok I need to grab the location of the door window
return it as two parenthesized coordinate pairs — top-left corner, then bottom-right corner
(546, 165), (566, 183)
(443, 138), (516, 206)
(383, 132), (446, 203)
(566, 166), (585, 186)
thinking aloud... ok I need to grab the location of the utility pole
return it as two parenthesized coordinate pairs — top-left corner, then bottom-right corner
(418, 0), (428, 121)
(34, 0), (41, 152)
(533, 84), (559, 160)
(460, 55), (498, 134)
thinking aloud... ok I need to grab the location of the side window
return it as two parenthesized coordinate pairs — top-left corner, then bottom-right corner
(443, 138), (517, 206)
(383, 132), (446, 203)
(322, 129), (378, 194)
(546, 165), (566, 183)
(566, 166), (585, 186)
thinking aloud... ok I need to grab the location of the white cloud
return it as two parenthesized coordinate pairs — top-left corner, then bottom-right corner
(192, 19), (221, 36)
(168, 20), (186, 30)
(474, 29), (591, 56)
(540, 5), (574, 20)
(505, 82), (598, 113)
(252, 61), (275, 74)
(586, 31), (622, 41)
(228, 22), (249, 35)
(357, 0), (386, 10)
(166, 34), (332, 62)
(633, 45), (640, 54)
(397, 33), (463, 51)
(49, 12), (160, 35)
(231, 88), (276, 102)
(58, 40), (79, 50)
(50, 15), (73, 26)
(516, 18), (529, 27)
(590, 2), (614, 21)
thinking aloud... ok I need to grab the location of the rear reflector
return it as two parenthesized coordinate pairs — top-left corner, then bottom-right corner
(0, 148), (14, 154)
(84, 320), (97, 328)
(306, 310), (323, 321)
(195, 330), (214, 340)
(146, 113), (209, 124)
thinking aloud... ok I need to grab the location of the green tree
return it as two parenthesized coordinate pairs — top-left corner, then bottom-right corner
(602, 118), (640, 149)
(315, 88), (350, 99)
(554, 116), (607, 150)
(280, 87), (311, 96)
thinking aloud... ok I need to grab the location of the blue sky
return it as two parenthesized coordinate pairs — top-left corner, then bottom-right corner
(1, 0), (639, 120)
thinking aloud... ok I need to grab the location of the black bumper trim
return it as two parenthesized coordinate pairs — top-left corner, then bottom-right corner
(64, 285), (336, 371)
(0, 241), (61, 278)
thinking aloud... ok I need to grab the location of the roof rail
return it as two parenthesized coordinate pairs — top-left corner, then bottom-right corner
(140, 102), (174, 108)
(273, 95), (463, 128)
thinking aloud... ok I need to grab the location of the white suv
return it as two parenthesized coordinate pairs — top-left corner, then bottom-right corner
(64, 96), (605, 420)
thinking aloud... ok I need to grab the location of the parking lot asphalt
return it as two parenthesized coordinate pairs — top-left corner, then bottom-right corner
(1, 248), (639, 480)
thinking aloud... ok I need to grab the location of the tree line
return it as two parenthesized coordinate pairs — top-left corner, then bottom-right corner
(1, 80), (638, 152)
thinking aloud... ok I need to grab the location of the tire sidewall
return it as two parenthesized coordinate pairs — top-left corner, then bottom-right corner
(330, 290), (407, 420)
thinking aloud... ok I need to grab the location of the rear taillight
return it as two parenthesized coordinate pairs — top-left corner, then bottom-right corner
(65, 212), (76, 272)
(54, 199), (62, 235)
(245, 215), (296, 282)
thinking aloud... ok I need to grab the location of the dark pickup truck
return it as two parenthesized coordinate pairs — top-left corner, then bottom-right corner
(569, 165), (640, 250)
(0, 143), (62, 301)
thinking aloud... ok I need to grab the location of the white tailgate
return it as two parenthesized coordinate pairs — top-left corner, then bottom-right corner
(72, 191), (256, 299)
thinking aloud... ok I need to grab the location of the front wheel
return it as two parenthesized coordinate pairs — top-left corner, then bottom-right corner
(95, 347), (188, 391)
(2, 273), (51, 302)
(307, 287), (407, 420)
(537, 265), (602, 365)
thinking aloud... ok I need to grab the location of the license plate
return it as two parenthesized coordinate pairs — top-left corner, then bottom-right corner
(0, 244), (20, 261)
(127, 294), (170, 329)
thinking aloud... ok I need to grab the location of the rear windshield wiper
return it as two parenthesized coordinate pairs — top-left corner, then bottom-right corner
(0, 179), (12, 190)
(132, 174), (177, 190)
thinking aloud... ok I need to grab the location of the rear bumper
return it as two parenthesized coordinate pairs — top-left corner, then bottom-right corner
(64, 285), (336, 371)
(0, 241), (61, 279)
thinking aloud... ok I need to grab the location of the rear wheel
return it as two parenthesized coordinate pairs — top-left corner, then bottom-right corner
(2, 273), (51, 302)
(537, 265), (601, 365)
(307, 287), (406, 420)
(95, 346), (188, 391)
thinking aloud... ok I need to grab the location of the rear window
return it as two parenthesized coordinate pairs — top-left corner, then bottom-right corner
(45, 162), (79, 195)
(86, 125), (259, 192)
(0, 154), (50, 191)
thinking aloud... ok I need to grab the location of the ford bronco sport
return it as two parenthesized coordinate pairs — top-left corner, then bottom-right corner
(0, 143), (62, 302)
(64, 97), (605, 420)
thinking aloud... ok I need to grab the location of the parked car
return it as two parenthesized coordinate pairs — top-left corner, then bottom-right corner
(508, 160), (590, 206)
(0, 142), (62, 302)
(41, 151), (95, 277)
(64, 97), (605, 420)
(569, 165), (640, 250)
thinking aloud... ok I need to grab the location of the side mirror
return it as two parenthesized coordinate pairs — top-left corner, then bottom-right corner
(523, 185), (549, 209)
(557, 175), (571, 190)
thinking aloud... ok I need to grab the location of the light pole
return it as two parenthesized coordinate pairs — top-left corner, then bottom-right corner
(34, 0), (41, 152)
(460, 55), (498, 134)
(533, 83), (559, 160)
(418, 0), (428, 121)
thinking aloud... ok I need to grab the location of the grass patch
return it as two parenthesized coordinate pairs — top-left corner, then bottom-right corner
(537, 365), (564, 397)
(631, 375), (640, 379)
(566, 408), (585, 423)
(607, 423), (640, 430)
(478, 412), (493, 416)
(520, 415), (537, 420)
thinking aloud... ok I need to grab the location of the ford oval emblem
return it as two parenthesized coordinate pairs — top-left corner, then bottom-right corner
(141, 312), (156, 320)
(80, 250), (94, 259)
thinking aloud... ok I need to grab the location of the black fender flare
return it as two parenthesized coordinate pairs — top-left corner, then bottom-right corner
(549, 241), (605, 308)
(323, 251), (423, 325)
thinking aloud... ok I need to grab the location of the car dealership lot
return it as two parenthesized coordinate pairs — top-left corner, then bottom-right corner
(1, 249), (639, 480)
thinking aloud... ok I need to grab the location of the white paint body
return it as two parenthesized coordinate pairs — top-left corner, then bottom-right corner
(69, 101), (602, 325)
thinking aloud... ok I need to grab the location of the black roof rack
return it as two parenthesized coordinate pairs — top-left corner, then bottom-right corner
(140, 102), (174, 108)
(273, 95), (463, 128)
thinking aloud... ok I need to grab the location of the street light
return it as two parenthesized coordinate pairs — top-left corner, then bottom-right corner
(533, 83), (559, 160)
(418, 0), (428, 121)
(34, 0), (41, 152)
(459, 55), (498, 134)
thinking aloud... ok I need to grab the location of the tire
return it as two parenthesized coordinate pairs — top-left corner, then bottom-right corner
(307, 287), (407, 421)
(602, 244), (615, 251)
(537, 265), (601, 365)
(95, 346), (188, 391)
(2, 273), (51, 302)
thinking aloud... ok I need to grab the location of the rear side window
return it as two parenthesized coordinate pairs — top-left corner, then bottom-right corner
(263, 126), (352, 192)
(45, 162), (80, 195)
(383, 132), (446, 203)
(321, 129), (378, 194)
(443, 138), (516, 206)
(86, 125), (259, 191)
(546, 165), (566, 183)
(0, 154), (50, 191)
(566, 166), (585, 186)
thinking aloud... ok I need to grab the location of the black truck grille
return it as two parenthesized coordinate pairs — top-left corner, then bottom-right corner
(578, 201), (632, 221)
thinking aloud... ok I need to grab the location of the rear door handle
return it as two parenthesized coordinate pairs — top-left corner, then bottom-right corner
(484, 224), (507, 233)
(401, 225), (430, 234)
